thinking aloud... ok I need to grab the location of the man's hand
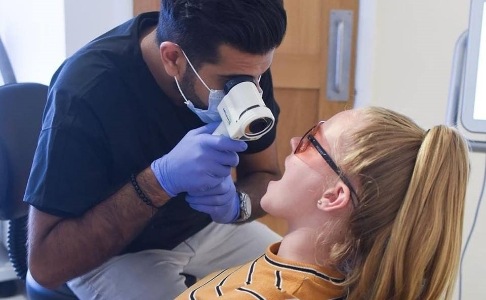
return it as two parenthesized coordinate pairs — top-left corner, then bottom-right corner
(151, 123), (247, 197)
(185, 175), (240, 223)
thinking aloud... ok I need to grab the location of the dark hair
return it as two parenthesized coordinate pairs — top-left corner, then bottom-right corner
(156, 0), (287, 67)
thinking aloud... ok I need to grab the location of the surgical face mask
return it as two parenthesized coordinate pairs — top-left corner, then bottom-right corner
(174, 51), (225, 123)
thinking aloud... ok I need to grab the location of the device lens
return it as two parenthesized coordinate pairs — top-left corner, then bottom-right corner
(246, 117), (273, 136)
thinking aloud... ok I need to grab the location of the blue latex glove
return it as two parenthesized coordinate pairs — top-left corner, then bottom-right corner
(185, 176), (240, 224)
(151, 123), (247, 197)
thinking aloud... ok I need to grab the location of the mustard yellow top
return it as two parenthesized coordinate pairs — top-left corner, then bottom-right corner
(176, 242), (346, 300)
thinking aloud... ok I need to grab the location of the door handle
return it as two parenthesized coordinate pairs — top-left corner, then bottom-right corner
(326, 10), (353, 102)
(334, 20), (345, 93)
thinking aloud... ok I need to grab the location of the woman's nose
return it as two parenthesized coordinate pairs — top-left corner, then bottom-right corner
(290, 137), (301, 153)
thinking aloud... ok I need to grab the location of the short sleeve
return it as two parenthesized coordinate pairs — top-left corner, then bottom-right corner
(24, 86), (112, 217)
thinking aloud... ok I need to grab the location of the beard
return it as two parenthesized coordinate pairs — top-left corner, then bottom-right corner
(178, 68), (207, 109)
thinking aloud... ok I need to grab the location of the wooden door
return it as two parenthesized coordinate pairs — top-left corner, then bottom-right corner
(261, 0), (359, 235)
(133, 0), (159, 14)
(133, 0), (359, 236)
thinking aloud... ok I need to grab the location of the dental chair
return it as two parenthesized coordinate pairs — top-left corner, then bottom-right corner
(0, 82), (78, 299)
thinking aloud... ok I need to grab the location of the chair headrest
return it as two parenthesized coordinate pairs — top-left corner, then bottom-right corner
(0, 82), (48, 220)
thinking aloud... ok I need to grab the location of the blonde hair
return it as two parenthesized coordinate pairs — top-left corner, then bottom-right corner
(333, 107), (470, 300)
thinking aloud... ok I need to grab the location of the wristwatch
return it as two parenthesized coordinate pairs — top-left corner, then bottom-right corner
(235, 191), (252, 223)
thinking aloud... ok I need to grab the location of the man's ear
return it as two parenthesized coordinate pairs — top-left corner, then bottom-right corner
(318, 182), (351, 212)
(159, 41), (185, 77)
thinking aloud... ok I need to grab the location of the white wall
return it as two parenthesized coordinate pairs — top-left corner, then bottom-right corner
(0, 0), (133, 85)
(356, 0), (485, 299)
(0, 0), (66, 85)
(64, 1), (133, 57)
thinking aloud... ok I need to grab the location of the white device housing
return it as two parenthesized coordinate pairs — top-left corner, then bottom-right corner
(213, 81), (274, 141)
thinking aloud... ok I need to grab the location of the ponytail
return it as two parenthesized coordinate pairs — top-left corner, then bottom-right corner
(333, 108), (469, 300)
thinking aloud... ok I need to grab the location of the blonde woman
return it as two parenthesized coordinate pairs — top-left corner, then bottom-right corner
(177, 106), (470, 300)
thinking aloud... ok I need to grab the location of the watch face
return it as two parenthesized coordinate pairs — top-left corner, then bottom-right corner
(236, 192), (251, 222)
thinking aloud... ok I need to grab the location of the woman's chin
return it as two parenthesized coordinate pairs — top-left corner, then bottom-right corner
(260, 193), (271, 213)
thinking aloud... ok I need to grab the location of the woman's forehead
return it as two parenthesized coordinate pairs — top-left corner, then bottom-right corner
(320, 110), (358, 143)
(311, 110), (360, 164)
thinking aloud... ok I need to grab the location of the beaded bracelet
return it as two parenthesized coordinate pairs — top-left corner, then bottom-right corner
(130, 173), (158, 209)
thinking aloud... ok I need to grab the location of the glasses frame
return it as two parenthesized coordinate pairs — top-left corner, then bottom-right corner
(295, 122), (359, 207)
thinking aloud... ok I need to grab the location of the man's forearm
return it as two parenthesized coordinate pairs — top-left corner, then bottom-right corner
(28, 168), (171, 289)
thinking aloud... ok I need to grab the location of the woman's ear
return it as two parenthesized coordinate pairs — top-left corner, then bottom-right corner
(159, 41), (185, 77)
(318, 182), (351, 212)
